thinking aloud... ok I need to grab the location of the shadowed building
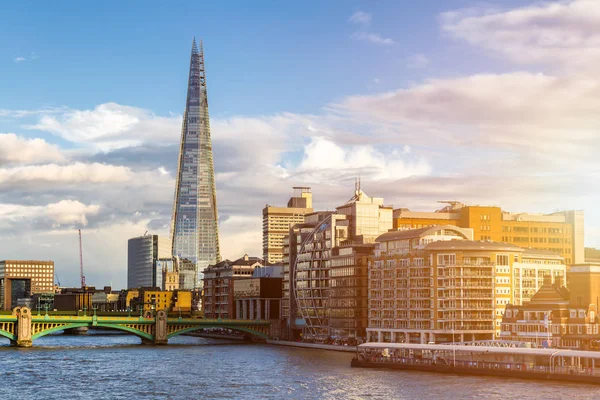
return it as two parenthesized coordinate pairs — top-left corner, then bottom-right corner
(170, 38), (220, 288)
(202, 255), (263, 319)
(127, 234), (171, 289)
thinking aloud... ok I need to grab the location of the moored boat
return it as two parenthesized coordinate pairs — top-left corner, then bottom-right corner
(352, 343), (600, 385)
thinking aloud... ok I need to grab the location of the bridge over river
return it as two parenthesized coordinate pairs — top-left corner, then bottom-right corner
(0, 307), (270, 347)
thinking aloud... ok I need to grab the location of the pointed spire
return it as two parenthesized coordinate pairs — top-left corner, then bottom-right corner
(191, 37), (199, 54)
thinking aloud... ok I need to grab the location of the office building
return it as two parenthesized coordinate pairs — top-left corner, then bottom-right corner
(170, 38), (220, 288)
(394, 202), (584, 264)
(288, 185), (393, 340)
(202, 254), (262, 319)
(263, 187), (313, 265)
(127, 234), (171, 289)
(0, 260), (54, 310)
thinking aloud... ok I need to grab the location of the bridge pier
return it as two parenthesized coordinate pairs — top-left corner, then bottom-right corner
(154, 310), (168, 345)
(141, 310), (168, 345)
(15, 307), (32, 347)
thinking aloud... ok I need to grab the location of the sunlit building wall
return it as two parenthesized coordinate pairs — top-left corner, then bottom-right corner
(262, 187), (313, 265)
(367, 225), (567, 343)
(394, 203), (584, 265)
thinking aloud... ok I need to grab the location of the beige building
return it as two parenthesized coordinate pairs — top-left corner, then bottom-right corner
(262, 187), (313, 265)
(367, 225), (568, 344)
(0, 260), (55, 310)
(513, 249), (567, 306)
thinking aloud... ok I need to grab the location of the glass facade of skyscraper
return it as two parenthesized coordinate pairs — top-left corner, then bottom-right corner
(171, 39), (220, 288)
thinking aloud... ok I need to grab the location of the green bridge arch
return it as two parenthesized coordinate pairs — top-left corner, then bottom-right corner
(30, 322), (154, 342)
(0, 329), (16, 341)
(168, 325), (269, 340)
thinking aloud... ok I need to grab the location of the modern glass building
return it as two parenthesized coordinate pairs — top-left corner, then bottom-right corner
(170, 38), (221, 288)
(127, 235), (171, 289)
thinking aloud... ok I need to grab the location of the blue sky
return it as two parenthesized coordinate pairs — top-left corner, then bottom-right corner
(1, 1), (529, 115)
(0, 0), (598, 288)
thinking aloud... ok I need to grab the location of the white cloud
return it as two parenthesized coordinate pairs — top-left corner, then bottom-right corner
(27, 102), (181, 151)
(335, 72), (600, 170)
(0, 162), (132, 186)
(0, 133), (65, 165)
(441, 0), (600, 69)
(349, 11), (372, 26)
(296, 136), (430, 182)
(14, 57), (26, 63)
(406, 53), (430, 68)
(351, 32), (395, 46)
(0, 200), (100, 230)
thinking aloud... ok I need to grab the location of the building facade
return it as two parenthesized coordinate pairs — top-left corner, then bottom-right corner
(170, 38), (220, 288)
(127, 235), (171, 289)
(501, 265), (600, 349)
(513, 249), (567, 306)
(202, 255), (262, 319)
(0, 260), (54, 310)
(367, 225), (568, 344)
(263, 187), (313, 265)
(281, 212), (332, 339)
(394, 202), (584, 264)
(289, 187), (393, 341)
(329, 244), (374, 341)
(234, 277), (283, 320)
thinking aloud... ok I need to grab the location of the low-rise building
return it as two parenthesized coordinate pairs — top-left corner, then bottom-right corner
(501, 264), (600, 349)
(202, 254), (262, 319)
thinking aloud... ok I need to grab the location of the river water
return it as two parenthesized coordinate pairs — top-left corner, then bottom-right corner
(0, 333), (598, 400)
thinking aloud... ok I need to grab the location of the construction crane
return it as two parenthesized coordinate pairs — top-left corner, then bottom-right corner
(78, 229), (86, 288)
(55, 273), (61, 286)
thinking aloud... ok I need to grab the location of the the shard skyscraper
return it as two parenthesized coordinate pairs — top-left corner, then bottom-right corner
(171, 38), (220, 288)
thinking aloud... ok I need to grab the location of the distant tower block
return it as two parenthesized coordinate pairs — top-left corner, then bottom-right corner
(170, 38), (221, 288)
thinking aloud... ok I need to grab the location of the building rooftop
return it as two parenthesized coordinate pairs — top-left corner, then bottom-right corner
(425, 240), (523, 252)
(522, 248), (564, 259)
(375, 225), (472, 242)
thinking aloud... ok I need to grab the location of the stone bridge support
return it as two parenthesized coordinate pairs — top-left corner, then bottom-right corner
(154, 310), (168, 345)
(14, 307), (32, 347)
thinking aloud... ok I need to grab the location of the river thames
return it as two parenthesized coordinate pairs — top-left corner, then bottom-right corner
(0, 333), (598, 400)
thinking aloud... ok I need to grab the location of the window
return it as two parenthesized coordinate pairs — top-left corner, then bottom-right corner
(496, 255), (509, 266)
(437, 254), (456, 265)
